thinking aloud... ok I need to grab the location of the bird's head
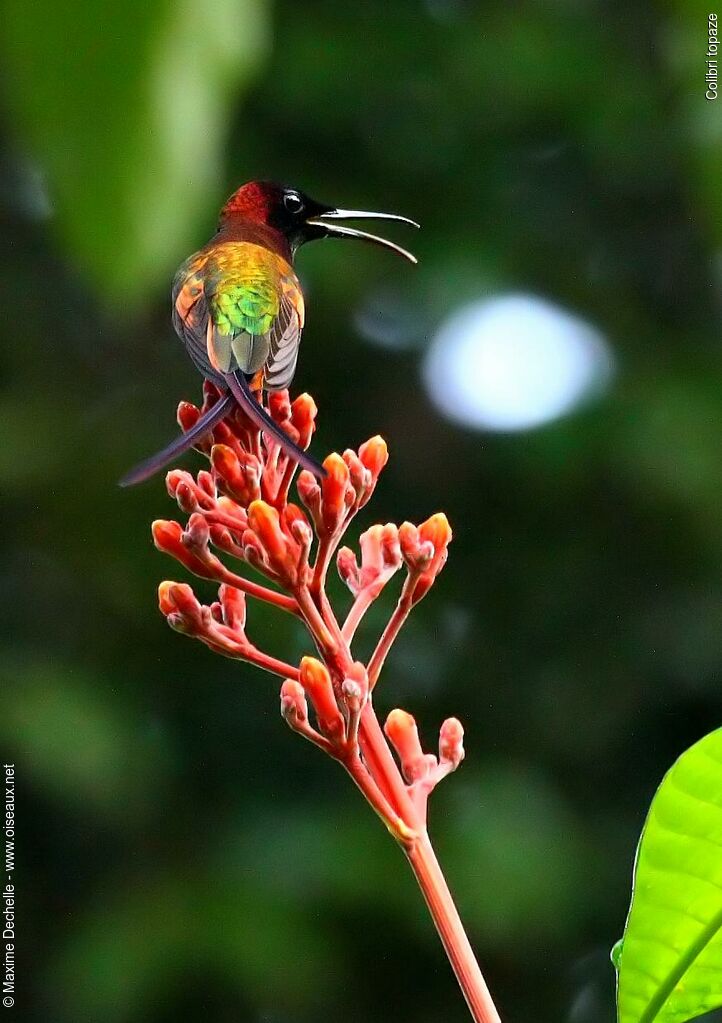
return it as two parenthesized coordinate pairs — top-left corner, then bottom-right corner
(219, 181), (418, 263)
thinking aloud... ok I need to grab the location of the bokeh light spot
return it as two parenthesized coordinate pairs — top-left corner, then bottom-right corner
(423, 294), (614, 431)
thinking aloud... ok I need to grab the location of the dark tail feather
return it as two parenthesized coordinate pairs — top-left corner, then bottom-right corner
(225, 371), (326, 479)
(119, 392), (235, 487)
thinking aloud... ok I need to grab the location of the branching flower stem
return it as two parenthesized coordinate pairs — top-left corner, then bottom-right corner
(408, 834), (502, 1023)
(153, 384), (503, 1023)
(367, 572), (418, 689)
(295, 576), (501, 1023)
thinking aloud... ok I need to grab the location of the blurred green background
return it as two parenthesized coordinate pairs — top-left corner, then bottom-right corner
(1, 0), (720, 1020)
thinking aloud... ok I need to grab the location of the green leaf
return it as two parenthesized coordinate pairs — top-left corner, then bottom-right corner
(1, 0), (269, 303)
(615, 728), (722, 1023)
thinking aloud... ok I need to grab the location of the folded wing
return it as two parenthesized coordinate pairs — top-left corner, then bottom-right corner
(172, 242), (304, 392)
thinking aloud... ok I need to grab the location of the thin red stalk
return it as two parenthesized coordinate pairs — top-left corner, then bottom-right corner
(312, 591), (500, 1023)
(295, 586), (411, 818)
(288, 718), (335, 755)
(406, 832), (501, 1023)
(343, 754), (408, 839)
(312, 533), (335, 597)
(242, 648), (300, 679)
(311, 504), (358, 599)
(274, 458), (297, 508)
(357, 701), (420, 826)
(203, 637), (300, 680)
(199, 509), (248, 532)
(295, 585), (338, 652)
(215, 566), (299, 615)
(366, 582), (415, 688)
(342, 588), (375, 642)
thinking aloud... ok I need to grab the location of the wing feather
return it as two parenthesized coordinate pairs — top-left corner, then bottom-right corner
(172, 255), (219, 382)
(263, 286), (304, 391)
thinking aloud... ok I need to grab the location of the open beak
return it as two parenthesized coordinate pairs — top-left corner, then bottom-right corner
(306, 208), (419, 263)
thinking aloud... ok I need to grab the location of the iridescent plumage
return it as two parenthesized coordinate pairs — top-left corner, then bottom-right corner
(121, 180), (418, 487)
(173, 242), (305, 391)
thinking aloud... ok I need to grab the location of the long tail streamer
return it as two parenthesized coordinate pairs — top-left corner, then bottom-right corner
(224, 371), (326, 479)
(119, 392), (236, 487)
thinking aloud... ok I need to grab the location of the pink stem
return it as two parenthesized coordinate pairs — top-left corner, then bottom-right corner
(358, 701), (420, 824)
(342, 586), (379, 642)
(312, 533), (336, 599)
(204, 630), (300, 679)
(366, 578), (416, 688)
(343, 753), (408, 839)
(213, 564), (299, 615)
(274, 458), (297, 509)
(406, 832), (502, 1023)
(241, 648), (300, 679)
(294, 577), (501, 1023)
(342, 596), (372, 643)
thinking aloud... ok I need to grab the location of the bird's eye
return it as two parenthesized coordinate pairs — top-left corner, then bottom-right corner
(283, 192), (304, 214)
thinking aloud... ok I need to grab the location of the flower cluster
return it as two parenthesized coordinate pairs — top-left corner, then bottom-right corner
(153, 381), (462, 841)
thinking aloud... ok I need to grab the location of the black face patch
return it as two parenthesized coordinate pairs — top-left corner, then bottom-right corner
(267, 188), (334, 246)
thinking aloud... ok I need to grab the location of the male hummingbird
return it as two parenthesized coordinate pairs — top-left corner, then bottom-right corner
(121, 180), (418, 486)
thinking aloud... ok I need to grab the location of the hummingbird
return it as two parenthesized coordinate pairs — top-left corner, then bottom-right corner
(120, 181), (418, 486)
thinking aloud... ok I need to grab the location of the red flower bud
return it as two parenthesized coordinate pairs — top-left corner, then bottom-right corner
(283, 503), (310, 536)
(341, 662), (369, 714)
(211, 442), (240, 481)
(177, 401), (201, 433)
(398, 514), (452, 604)
(300, 657), (344, 739)
(296, 471), (322, 527)
(280, 679), (308, 726)
(211, 444), (261, 506)
(202, 379), (224, 407)
(246, 499), (305, 584)
(342, 449), (367, 499)
(439, 717), (465, 771)
(320, 453), (351, 533)
(218, 584), (247, 631)
(197, 471), (216, 498)
(398, 522), (427, 569)
(337, 546), (361, 594)
(385, 708), (428, 782)
(413, 513), (452, 602)
(268, 390), (292, 426)
(284, 505), (313, 573)
(358, 435), (388, 480)
(419, 512), (453, 552)
(179, 484), (199, 514)
(166, 469), (184, 496)
(240, 529), (267, 571)
(153, 519), (184, 554)
(207, 523), (239, 557)
(381, 523), (402, 566)
(152, 519), (218, 580)
(183, 512), (210, 550)
(158, 580), (180, 616)
(158, 581), (204, 633)
(359, 523), (402, 588)
(398, 521), (418, 558)
(216, 495), (248, 523)
(291, 393), (318, 449)
(247, 500), (289, 564)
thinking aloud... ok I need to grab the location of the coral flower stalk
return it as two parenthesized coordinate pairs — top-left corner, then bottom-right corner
(150, 382), (502, 1023)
